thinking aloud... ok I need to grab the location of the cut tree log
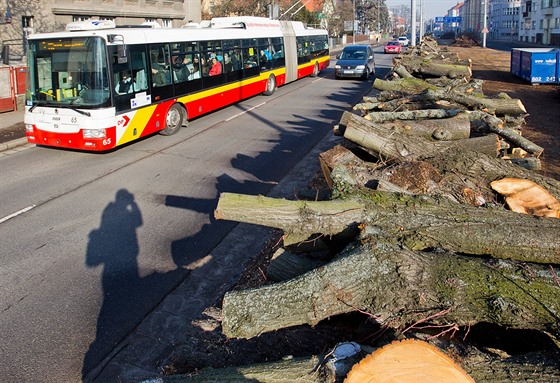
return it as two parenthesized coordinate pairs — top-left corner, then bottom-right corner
(358, 89), (526, 116)
(395, 55), (473, 79)
(160, 343), (560, 382)
(214, 192), (560, 264)
(221, 243), (560, 339)
(344, 339), (475, 383)
(428, 150), (560, 201)
(343, 111), (500, 161)
(373, 77), (437, 94)
(267, 248), (328, 282)
(468, 111), (544, 157)
(363, 108), (461, 122)
(490, 178), (560, 218)
(353, 111), (472, 141)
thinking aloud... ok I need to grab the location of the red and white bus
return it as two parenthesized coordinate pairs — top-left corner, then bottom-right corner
(24, 17), (330, 151)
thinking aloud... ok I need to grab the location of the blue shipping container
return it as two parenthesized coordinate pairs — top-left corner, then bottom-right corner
(510, 48), (559, 84)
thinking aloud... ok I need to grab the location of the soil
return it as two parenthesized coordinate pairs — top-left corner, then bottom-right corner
(448, 46), (560, 180)
(161, 46), (560, 378)
(0, 121), (25, 144)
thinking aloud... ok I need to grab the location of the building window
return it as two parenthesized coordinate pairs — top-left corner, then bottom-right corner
(162, 19), (172, 28)
(73, 16), (91, 22)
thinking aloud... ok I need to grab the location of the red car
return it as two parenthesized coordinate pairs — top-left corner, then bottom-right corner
(384, 41), (402, 54)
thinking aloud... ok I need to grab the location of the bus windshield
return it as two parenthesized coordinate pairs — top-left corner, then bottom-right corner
(26, 36), (110, 108)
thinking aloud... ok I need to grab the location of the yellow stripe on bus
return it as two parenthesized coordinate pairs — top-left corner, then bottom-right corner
(117, 105), (158, 145)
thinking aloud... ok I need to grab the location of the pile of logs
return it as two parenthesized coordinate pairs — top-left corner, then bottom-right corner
(170, 39), (560, 382)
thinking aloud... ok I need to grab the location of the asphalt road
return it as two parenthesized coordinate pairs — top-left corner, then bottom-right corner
(0, 56), (384, 382)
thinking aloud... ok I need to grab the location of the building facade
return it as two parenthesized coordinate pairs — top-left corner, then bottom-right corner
(519, 0), (560, 44)
(489, 0), (520, 40)
(1, 0), (202, 65)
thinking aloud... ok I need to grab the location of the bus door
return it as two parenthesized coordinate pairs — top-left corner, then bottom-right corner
(280, 21), (298, 83)
(111, 44), (150, 112)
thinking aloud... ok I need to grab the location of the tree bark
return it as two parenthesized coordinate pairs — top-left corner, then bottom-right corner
(468, 111), (544, 157)
(373, 77), (437, 94)
(214, 192), (560, 264)
(267, 248), (328, 282)
(428, 150), (560, 201)
(396, 55), (473, 79)
(221, 243), (560, 339)
(160, 346), (560, 383)
(161, 355), (329, 382)
(342, 112), (499, 161)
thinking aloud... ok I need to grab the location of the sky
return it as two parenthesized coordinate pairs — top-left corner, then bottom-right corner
(385, 0), (462, 20)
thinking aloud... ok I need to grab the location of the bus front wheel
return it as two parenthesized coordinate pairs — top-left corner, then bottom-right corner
(263, 75), (276, 96)
(161, 104), (184, 136)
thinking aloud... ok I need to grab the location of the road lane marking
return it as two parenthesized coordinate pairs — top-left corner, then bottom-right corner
(0, 205), (36, 224)
(225, 102), (267, 121)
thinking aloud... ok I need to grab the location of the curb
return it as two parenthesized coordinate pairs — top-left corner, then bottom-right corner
(0, 137), (30, 152)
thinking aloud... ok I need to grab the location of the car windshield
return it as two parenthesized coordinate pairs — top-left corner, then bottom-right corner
(341, 49), (367, 60)
(388, 42), (399, 46)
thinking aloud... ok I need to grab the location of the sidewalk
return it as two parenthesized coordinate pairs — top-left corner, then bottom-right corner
(0, 108), (28, 152)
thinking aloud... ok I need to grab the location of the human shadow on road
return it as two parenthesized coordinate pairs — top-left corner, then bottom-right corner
(82, 189), (183, 379)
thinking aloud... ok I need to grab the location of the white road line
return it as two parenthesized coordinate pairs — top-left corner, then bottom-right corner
(0, 205), (36, 224)
(225, 102), (267, 121)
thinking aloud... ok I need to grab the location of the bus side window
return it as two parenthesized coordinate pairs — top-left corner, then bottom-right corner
(149, 44), (172, 87)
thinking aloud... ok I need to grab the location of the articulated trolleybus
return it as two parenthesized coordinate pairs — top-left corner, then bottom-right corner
(24, 17), (329, 151)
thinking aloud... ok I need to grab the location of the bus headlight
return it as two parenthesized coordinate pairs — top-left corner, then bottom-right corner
(25, 124), (34, 132)
(83, 129), (106, 139)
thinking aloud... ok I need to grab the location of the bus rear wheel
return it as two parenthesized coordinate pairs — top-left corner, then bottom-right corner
(161, 104), (184, 136)
(263, 74), (276, 96)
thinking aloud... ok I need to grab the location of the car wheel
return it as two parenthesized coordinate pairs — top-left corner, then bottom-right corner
(160, 103), (184, 136)
(263, 74), (276, 96)
(361, 69), (369, 80)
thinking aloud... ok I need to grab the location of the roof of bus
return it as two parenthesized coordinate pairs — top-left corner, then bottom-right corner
(28, 17), (327, 45)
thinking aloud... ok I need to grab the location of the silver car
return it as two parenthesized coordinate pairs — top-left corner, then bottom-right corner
(334, 45), (376, 80)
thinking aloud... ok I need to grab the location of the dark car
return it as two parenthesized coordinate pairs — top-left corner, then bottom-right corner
(334, 45), (375, 79)
(384, 41), (402, 54)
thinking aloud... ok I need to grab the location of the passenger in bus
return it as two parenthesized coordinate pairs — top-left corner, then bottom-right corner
(191, 56), (202, 79)
(223, 53), (233, 72)
(151, 63), (168, 86)
(172, 55), (190, 82)
(208, 57), (222, 76)
(115, 70), (134, 94)
(231, 48), (242, 71)
(259, 50), (268, 64)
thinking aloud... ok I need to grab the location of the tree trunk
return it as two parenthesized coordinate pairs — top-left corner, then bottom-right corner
(162, 355), (328, 383)
(214, 192), (560, 264)
(342, 112), (499, 161)
(160, 345), (560, 383)
(396, 56), (473, 79)
(267, 248), (328, 282)
(373, 77), (437, 94)
(349, 110), (472, 141)
(221, 243), (560, 339)
(428, 149), (560, 201)
(468, 111), (544, 157)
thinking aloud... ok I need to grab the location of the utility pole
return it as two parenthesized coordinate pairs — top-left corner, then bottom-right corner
(411, 0), (417, 47)
(353, 0), (356, 44)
